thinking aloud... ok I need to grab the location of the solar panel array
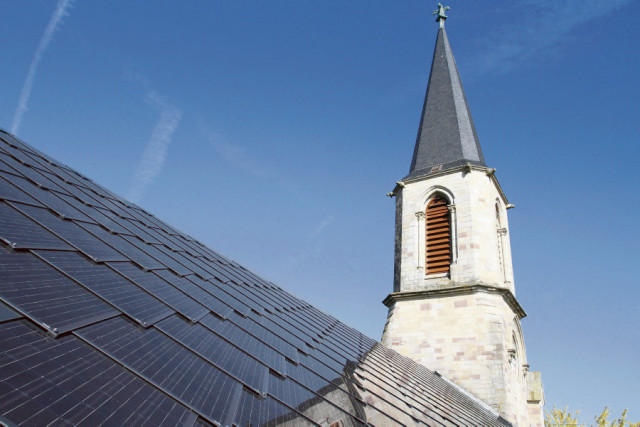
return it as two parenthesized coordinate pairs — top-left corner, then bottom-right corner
(0, 129), (508, 426)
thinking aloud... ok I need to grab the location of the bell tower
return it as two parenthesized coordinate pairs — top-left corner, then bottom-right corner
(381, 5), (544, 425)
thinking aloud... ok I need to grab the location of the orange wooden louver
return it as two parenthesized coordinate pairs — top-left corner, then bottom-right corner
(426, 196), (451, 274)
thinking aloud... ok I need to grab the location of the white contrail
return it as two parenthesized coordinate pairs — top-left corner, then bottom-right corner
(127, 91), (182, 203)
(471, 0), (632, 76)
(11, 0), (72, 134)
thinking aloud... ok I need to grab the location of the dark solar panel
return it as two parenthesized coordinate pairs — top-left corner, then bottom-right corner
(232, 389), (317, 426)
(155, 245), (212, 279)
(75, 316), (252, 424)
(0, 249), (118, 334)
(77, 222), (167, 270)
(0, 152), (71, 195)
(0, 300), (22, 322)
(4, 179), (96, 222)
(156, 315), (266, 393)
(0, 174), (45, 206)
(14, 203), (128, 262)
(199, 313), (286, 375)
(0, 321), (194, 426)
(196, 275), (256, 316)
(107, 262), (208, 321)
(54, 192), (133, 234)
(119, 235), (193, 275)
(0, 140), (56, 170)
(154, 269), (234, 319)
(0, 202), (72, 250)
(224, 311), (301, 363)
(34, 250), (174, 326)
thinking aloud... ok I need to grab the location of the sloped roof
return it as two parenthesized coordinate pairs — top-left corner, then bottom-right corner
(0, 128), (508, 426)
(407, 27), (486, 179)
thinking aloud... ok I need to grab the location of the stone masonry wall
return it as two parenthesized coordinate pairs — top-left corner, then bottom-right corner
(383, 167), (544, 424)
(381, 291), (534, 424)
(394, 168), (515, 295)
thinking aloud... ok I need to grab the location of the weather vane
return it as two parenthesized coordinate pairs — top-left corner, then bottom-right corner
(433, 3), (450, 28)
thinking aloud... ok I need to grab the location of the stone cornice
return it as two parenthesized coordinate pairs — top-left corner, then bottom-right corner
(388, 165), (511, 206)
(382, 285), (527, 319)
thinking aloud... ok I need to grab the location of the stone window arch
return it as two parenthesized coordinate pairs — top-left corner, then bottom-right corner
(425, 195), (452, 274)
(414, 187), (457, 275)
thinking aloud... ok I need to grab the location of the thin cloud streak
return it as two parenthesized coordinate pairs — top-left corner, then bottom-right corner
(11, 0), (72, 134)
(468, 0), (632, 76)
(127, 91), (182, 203)
(209, 134), (270, 177)
(311, 215), (335, 238)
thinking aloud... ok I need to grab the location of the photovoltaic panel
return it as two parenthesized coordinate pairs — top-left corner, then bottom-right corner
(0, 150), (53, 180)
(220, 283), (268, 316)
(231, 388), (317, 427)
(0, 300), (22, 322)
(223, 311), (301, 363)
(0, 249), (118, 334)
(14, 203), (128, 262)
(198, 313), (286, 375)
(0, 172), (92, 222)
(0, 140), (53, 170)
(96, 198), (139, 221)
(34, 250), (174, 327)
(156, 315), (267, 393)
(75, 316), (246, 424)
(107, 262), (208, 322)
(155, 245), (212, 279)
(76, 222), (166, 270)
(0, 202), (72, 250)
(192, 275), (254, 315)
(119, 235), (192, 275)
(0, 175), (44, 206)
(62, 183), (114, 212)
(266, 370), (320, 416)
(92, 205), (139, 234)
(37, 160), (93, 192)
(255, 312), (310, 353)
(54, 193), (133, 235)
(154, 269), (233, 319)
(0, 153), (72, 195)
(207, 259), (248, 285)
(0, 321), (194, 426)
(265, 370), (365, 425)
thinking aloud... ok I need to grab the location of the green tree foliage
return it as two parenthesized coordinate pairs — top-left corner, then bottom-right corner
(545, 406), (639, 427)
(595, 407), (639, 427)
(545, 406), (583, 426)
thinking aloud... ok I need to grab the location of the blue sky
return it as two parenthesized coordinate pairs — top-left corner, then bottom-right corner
(1, 0), (639, 421)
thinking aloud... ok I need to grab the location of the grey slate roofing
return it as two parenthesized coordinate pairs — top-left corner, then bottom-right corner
(0, 129), (509, 426)
(408, 27), (486, 179)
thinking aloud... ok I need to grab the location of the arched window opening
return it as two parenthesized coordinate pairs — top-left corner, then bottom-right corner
(425, 196), (452, 274)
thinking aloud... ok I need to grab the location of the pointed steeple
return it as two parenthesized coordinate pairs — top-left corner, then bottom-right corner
(408, 16), (485, 179)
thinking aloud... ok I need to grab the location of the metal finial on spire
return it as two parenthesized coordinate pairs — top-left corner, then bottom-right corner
(433, 3), (450, 28)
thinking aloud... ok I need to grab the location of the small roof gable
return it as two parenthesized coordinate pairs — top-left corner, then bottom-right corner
(0, 129), (508, 426)
(407, 27), (486, 179)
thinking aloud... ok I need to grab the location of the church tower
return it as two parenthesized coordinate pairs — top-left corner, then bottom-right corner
(381, 6), (544, 425)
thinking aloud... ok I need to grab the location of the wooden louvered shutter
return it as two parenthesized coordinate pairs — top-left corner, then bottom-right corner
(426, 196), (451, 274)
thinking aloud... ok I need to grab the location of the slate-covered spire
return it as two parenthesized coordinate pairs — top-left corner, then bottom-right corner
(408, 16), (486, 178)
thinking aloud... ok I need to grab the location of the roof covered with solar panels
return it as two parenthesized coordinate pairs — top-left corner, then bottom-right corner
(0, 128), (509, 426)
